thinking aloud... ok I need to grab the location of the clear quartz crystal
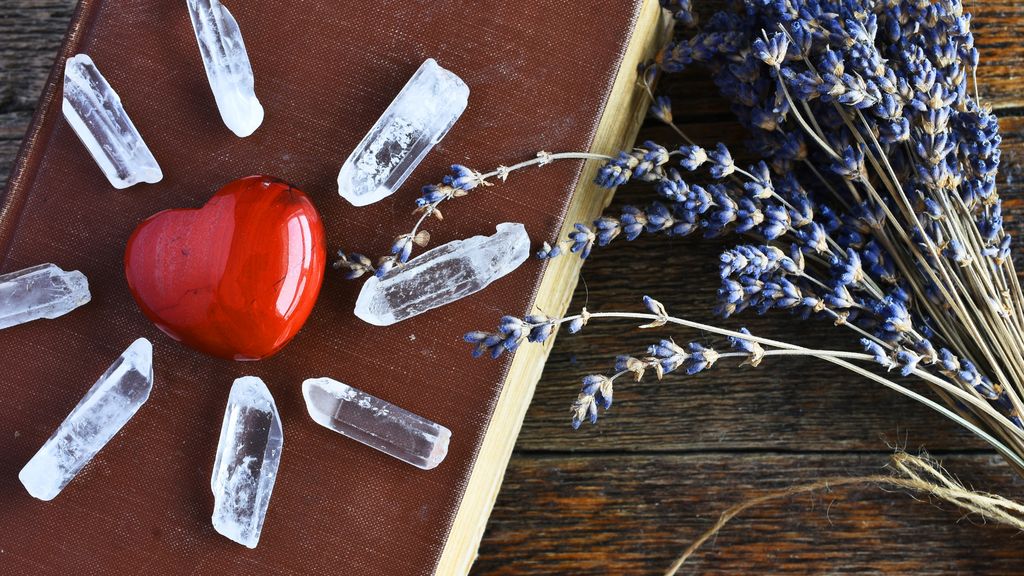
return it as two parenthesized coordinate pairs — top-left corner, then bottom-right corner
(62, 54), (162, 189)
(0, 263), (91, 330)
(187, 0), (264, 137)
(355, 222), (530, 326)
(211, 376), (282, 549)
(338, 58), (469, 206)
(302, 377), (451, 470)
(19, 338), (153, 501)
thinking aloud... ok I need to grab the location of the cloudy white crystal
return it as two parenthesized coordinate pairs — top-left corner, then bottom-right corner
(187, 0), (264, 137)
(338, 58), (469, 206)
(211, 376), (282, 549)
(302, 377), (451, 470)
(19, 338), (153, 501)
(62, 54), (162, 189)
(0, 263), (91, 330)
(355, 222), (530, 326)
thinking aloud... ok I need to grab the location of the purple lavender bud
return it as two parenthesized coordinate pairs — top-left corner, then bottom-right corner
(621, 206), (646, 241)
(831, 145), (865, 180)
(419, 184), (448, 205)
(997, 390), (1014, 412)
(974, 376), (999, 400)
(752, 33), (789, 67)
(677, 145), (708, 171)
(820, 47), (845, 76)
(502, 335), (523, 353)
(593, 217), (622, 246)
(650, 96), (673, 123)
(499, 316), (525, 335)
(536, 242), (552, 259)
(443, 164), (480, 190)
(875, 297), (912, 332)
(375, 257), (395, 278)
(939, 238), (968, 265)
(655, 169), (687, 202)
(728, 327), (757, 353)
(895, 350), (921, 376)
(645, 202), (674, 232)
(861, 339), (894, 368)
(528, 323), (554, 343)
(580, 374), (606, 396)
(568, 317), (585, 334)
(463, 331), (490, 343)
(719, 279), (744, 305)
(568, 223), (596, 259)
(484, 333), (506, 348)
(643, 295), (665, 316)
(707, 143), (736, 178)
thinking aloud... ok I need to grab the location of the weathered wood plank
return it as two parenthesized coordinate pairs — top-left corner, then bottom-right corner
(474, 452), (1024, 575)
(0, 0), (76, 189)
(971, 0), (1024, 108)
(0, 0), (76, 111)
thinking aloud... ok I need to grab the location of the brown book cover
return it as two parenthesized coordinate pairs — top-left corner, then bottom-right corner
(0, 0), (664, 573)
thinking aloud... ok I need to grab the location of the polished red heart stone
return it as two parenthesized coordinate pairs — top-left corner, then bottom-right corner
(125, 175), (326, 361)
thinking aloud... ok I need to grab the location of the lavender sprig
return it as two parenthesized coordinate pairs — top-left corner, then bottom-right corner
(540, 137), (800, 260)
(465, 297), (1024, 464)
(333, 152), (615, 278)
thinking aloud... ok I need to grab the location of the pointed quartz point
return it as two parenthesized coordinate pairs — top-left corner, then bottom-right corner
(338, 58), (469, 206)
(302, 377), (450, 470)
(62, 54), (162, 189)
(187, 0), (264, 137)
(19, 338), (153, 501)
(355, 222), (530, 325)
(0, 263), (91, 330)
(211, 376), (282, 549)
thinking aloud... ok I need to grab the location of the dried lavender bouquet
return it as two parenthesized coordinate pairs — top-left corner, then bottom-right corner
(456, 0), (1024, 474)
(334, 0), (1024, 474)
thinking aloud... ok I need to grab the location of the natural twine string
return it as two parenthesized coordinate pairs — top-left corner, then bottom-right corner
(664, 451), (1024, 576)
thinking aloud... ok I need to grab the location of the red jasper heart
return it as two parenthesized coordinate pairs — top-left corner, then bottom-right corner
(125, 175), (326, 361)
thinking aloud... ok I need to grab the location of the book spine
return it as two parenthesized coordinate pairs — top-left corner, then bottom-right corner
(433, 1), (673, 574)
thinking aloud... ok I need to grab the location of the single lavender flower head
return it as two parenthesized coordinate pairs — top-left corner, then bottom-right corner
(443, 164), (488, 190)
(650, 95), (673, 123)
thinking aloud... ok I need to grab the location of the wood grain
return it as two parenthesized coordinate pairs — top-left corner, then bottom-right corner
(0, 0), (75, 187)
(4, 1), (1024, 575)
(475, 453), (1024, 575)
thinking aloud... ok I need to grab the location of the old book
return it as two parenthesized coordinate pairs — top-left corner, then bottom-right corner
(0, 0), (668, 574)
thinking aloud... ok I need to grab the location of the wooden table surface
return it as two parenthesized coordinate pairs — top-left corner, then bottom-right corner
(4, 1), (1024, 574)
